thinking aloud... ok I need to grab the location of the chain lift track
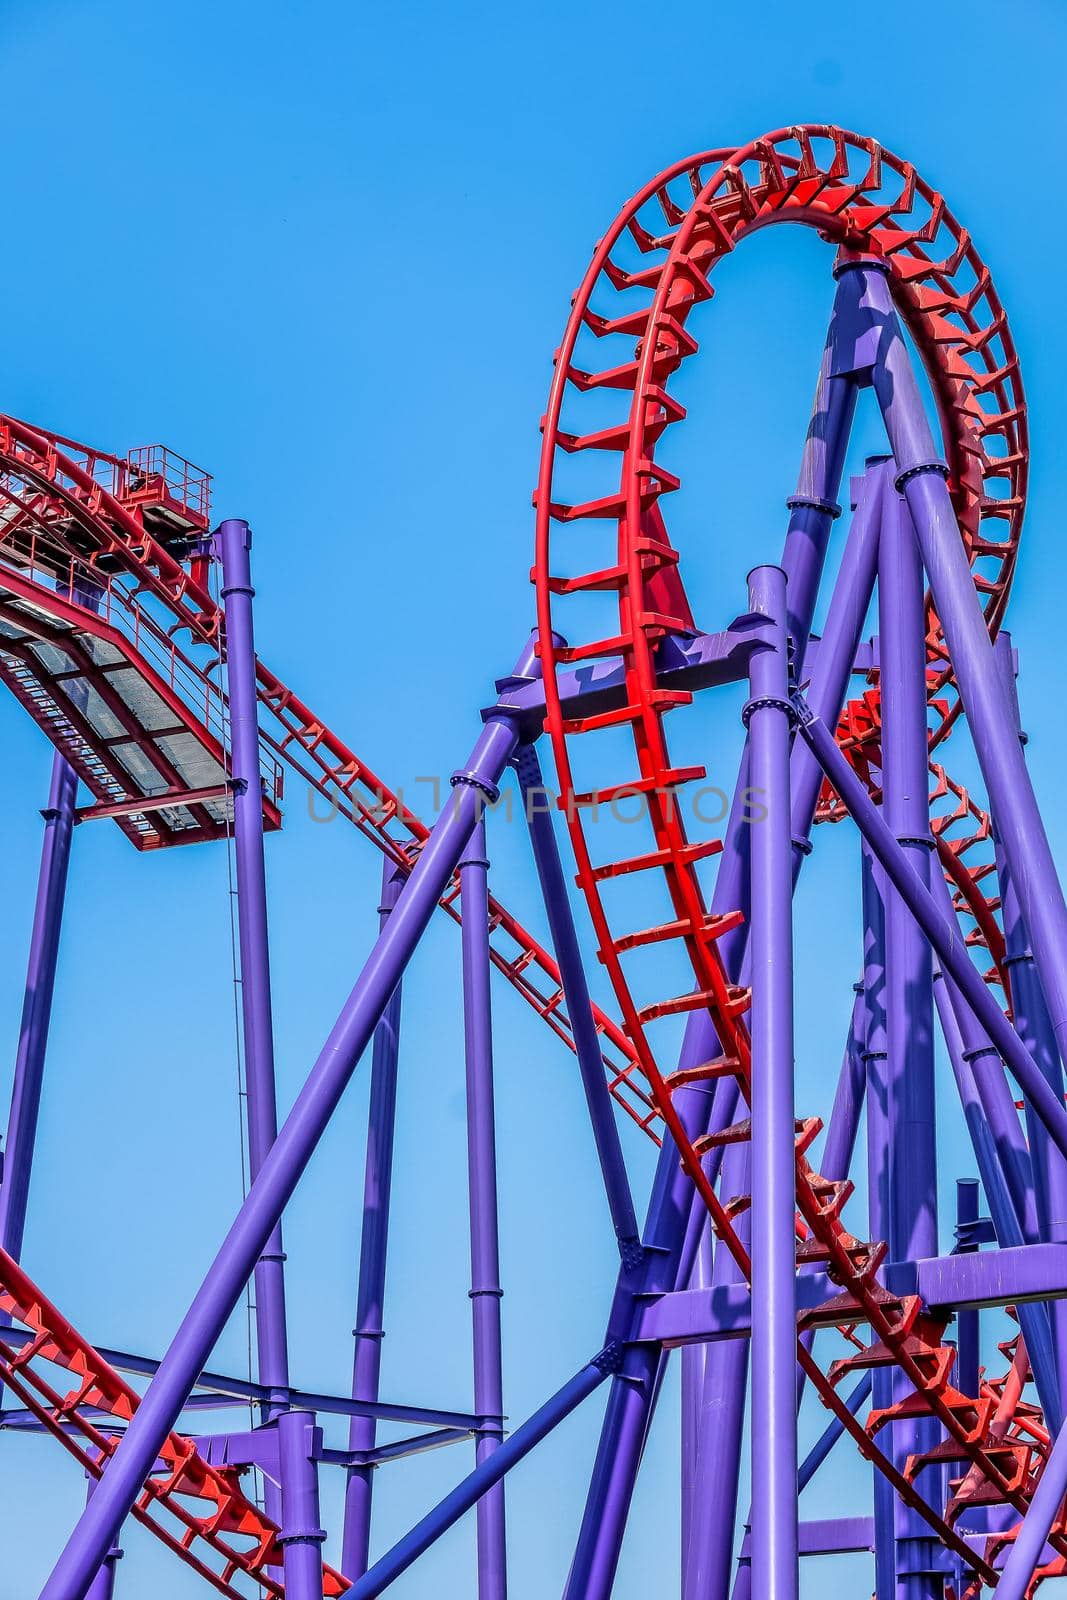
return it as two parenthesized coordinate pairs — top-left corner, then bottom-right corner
(532, 128), (1052, 1580)
(0, 125), (1057, 1594)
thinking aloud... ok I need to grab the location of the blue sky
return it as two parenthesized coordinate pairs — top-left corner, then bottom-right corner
(2, 1), (1067, 1595)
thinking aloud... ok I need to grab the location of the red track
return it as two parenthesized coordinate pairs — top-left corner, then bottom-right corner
(0, 418), (652, 1593)
(0, 1246), (348, 1597)
(533, 127), (1045, 1579)
(0, 126), (1046, 1587)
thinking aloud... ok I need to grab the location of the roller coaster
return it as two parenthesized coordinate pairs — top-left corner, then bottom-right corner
(2, 125), (1065, 1598)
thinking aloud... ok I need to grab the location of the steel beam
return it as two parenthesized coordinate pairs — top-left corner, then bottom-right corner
(878, 481), (940, 1598)
(216, 517), (291, 1570)
(667, 287), (864, 1600)
(342, 857), (406, 1579)
(794, 703), (1067, 1165)
(38, 644), (536, 1600)
(746, 565), (798, 1600)
(276, 1411), (326, 1600)
(513, 742), (639, 1256)
(460, 815), (507, 1598)
(993, 631), (1067, 1400)
(81, 1476), (121, 1600)
(862, 842), (895, 1600)
(0, 752), (78, 1266)
(861, 259), (1067, 1095)
(348, 1354), (615, 1599)
(633, 1245), (1067, 1345)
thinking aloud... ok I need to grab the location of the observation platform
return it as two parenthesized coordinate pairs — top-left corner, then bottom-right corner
(0, 425), (283, 849)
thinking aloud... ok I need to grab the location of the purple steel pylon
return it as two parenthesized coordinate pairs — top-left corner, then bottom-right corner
(6, 125), (1067, 1600)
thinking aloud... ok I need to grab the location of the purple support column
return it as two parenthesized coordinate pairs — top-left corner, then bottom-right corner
(991, 1416), (1067, 1600)
(877, 484), (940, 1598)
(82, 1475), (121, 1600)
(878, 485), (938, 1264)
(566, 275), (866, 1600)
(932, 941), (1060, 1427)
(746, 564), (798, 1600)
(692, 479), (891, 1600)
(993, 631), (1067, 1398)
(683, 1142), (750, 1600)
(797, 1373), (873, 1492)
(341, 856), (406, 1579)
(685, 460), (884, 1600)
(859, 260), (1067, 1077)
(275, 1410), (326, 1599)
(0, 752), (77, 1266)
(789, 457), (887, 874)
(794, 706), (1067, 1163)
(40, 657), (529, 1600)
(352, 1353), (614, 1599)
(929, 870), (1040, 1250)
(862, 845), (896, 1600)
(787, 986), (867, 1417)
(216, 518), (290, 1561)
(683, 348), (875, 1600)
(0, 555), (98, 1279)
(955, 1181), (980, 1398)
(83, 1563), (116, 1600)
(460, 815), (507, 1598)
(822, 986), (868, 1185)
(681, 1212), (711, 1570)
(512, 743), (639, 1256)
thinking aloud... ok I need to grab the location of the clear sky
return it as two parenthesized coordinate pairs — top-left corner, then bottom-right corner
(2, 1), (1067, 1595)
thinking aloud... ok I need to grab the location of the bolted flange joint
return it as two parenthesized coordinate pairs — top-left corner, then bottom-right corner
(277, 1525), (327, 1549)
(450, 769), (501, 805)
(962, 1044), (1000, 1065)
(786, 493), (842, 521)
(894, 459), (949, 494)
(832, 251), (892, 280)
(741, 693), (797, 730)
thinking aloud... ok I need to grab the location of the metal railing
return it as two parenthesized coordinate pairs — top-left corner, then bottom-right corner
(0, 518), (281, 809)
(126, 444), (212, 525)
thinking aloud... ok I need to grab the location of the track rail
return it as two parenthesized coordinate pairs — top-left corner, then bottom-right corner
(0, 415), (662, 1592)
(0, 128), (1046, 1583)
(533, 127), (1044, 1576)
(0, 413), (659, 1132)
(0, 1246), (348, 1596)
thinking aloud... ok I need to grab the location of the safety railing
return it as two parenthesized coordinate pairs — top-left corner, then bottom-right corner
(126, 444), (212, 526)
(0, 516), (281, 810)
